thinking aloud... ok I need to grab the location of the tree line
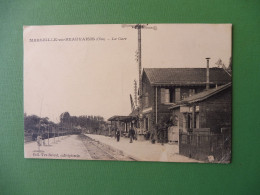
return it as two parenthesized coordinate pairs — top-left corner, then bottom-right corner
(59, 112), (106, 132)
(24, 112), (107, 134)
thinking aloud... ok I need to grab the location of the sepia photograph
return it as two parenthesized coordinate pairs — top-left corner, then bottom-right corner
(23, 24), (232, 163)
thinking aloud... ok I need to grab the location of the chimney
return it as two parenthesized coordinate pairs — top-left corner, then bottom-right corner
(206, 58), (210, 90)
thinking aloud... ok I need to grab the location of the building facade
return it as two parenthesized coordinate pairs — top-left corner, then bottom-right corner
(139, 68), (231, 141)
(171, 83), (232, 133)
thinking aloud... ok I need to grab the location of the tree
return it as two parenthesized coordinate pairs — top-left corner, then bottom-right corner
(70, 116), (78, 126)
(215, 58), (232, 77)
(24, 114), (57, 135)
(24, 114), (41, 132)
(60, 112), (71, 127)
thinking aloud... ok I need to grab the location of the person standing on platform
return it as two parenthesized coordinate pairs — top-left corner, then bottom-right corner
(42, 133), (46, 146)
(161, 123), (167, 145)
(129, 124), (135, 143)
(36, 134), (42, 151)
(157, 117), (169, 145)
(116, 129), (120, 142)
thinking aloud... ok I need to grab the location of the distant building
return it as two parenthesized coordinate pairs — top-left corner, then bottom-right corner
(139, 67), (231, 141)
(107, 115), (137, 138)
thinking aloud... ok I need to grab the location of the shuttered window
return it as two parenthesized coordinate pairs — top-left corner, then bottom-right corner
(165, 89), (170, 103)
(161, 88), (165, 103)
(161, 88), (170, 103)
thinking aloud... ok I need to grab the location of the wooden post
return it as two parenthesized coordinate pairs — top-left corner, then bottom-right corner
(155, 87), (158, 124)
(118, 119), (121, 137)
(192, 105), (195, 129)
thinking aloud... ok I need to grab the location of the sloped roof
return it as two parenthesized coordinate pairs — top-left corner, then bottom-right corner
(180, 82), (231, 104)
(169, 82), (232, 110)
(143, 68), (231, 86)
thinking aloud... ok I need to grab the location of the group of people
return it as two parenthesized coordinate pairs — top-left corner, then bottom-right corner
(114, 116), (174, 145)
(115, 124), (135, 143)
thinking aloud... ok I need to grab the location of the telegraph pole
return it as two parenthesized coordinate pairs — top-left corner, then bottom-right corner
(134, 80), (137, 107)
(122, 24), (157, 131)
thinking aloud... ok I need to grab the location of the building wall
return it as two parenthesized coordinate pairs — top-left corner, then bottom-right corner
(141, 75), (209, 136)
(198, 88), (232, 133)
(142, 73), (154, 109)
(171, 87), (231, 134)
(155, 86), (205, 131)
(141, 74), (155, 134)
(141, 72), (230, 137)
(157, 86), (206, 104)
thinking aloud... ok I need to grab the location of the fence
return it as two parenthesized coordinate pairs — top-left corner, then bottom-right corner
(179, 131), (231, 161)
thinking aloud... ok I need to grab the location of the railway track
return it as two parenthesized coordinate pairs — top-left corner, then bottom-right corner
(79, 134), (136, 161)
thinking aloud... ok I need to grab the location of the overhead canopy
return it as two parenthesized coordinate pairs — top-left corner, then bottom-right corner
(108, 115), (137, 122)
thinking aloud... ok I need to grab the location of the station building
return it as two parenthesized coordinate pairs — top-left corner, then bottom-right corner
(138, 67), (231, 141)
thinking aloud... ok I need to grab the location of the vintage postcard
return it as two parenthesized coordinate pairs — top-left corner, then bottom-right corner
(24, 24), (232, 163)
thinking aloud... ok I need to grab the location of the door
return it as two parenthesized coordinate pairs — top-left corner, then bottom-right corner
(145, 117), (149, 131)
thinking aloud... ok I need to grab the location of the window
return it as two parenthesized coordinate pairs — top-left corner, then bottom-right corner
(161, 88), (170, 103)
(181, 93), (188, 100)
(170, 88), (175, 103)
(165, 89), (170, 103)
(189, 89), (196, 97)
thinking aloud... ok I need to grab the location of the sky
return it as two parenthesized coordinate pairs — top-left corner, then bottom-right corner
(24, 24), (232, 122)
